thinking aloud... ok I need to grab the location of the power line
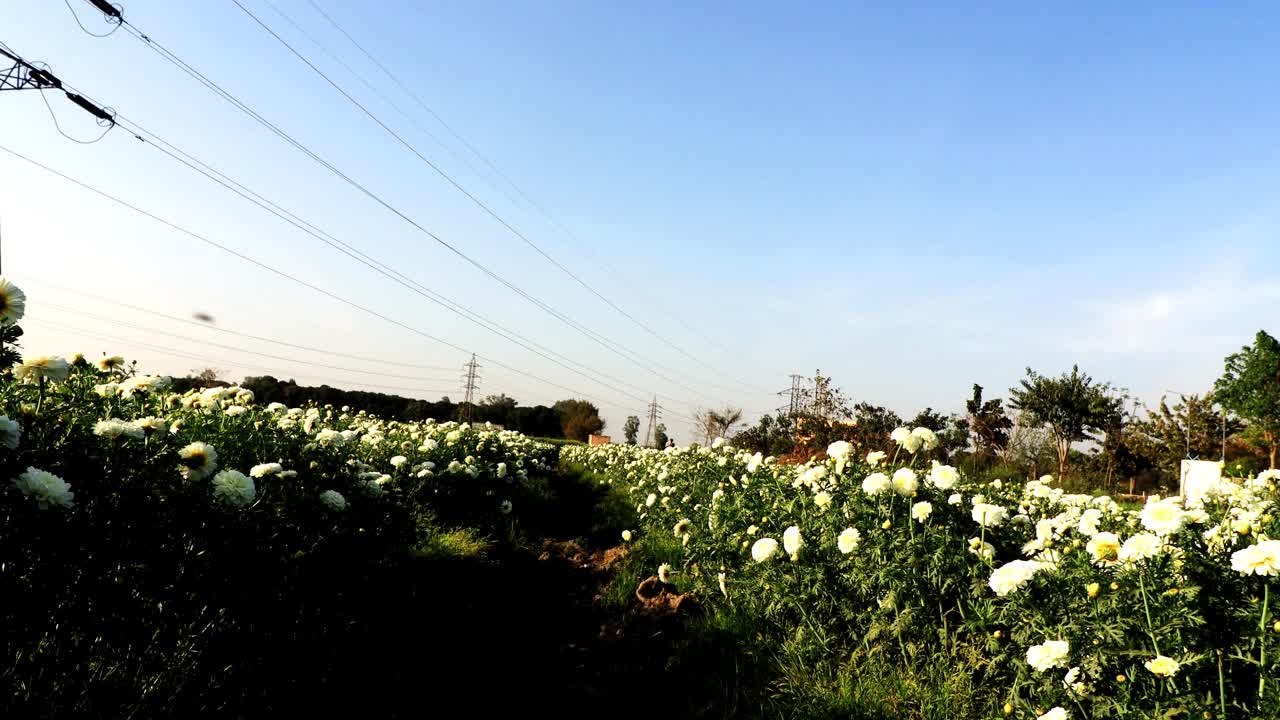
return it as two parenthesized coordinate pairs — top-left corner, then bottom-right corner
(112, 9), (724, 407)
(21, 276), (456, 371)
(31, 316), (456, 396)
(0, 141), (611, 406)
(304, 0), (770, 395)
(40, 301), (458, 383)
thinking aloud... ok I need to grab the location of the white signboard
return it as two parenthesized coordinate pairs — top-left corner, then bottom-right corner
(1180, 460), (1222, 503)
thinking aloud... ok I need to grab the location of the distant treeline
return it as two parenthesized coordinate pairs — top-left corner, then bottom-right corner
(169, 374), (604, 440)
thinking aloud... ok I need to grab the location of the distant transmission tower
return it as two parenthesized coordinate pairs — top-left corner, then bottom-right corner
(460, 353), (481, 421)
(777, 373), (809, 417)
(642, 395), (662, 447)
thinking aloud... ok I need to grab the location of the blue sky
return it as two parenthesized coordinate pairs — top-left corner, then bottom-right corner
(3, 1), (1277, 441)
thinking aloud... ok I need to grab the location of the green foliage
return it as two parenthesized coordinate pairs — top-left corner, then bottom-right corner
(553, 398), (605, 442)
(1215, 330), (1280, 468)
(1010, 365), (1126, 478)
(966, 384), (1013, 460)
(654, 422), (668, 448)
(623, 414), (640, 445)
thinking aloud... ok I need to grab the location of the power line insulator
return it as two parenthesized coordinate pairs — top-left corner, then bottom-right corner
(65, 92), (115, 125)
(87, 0), (123, 20)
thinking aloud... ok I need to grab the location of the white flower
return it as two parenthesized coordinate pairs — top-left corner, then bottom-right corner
(496, 462), (508, 478)
(266, 402), (287, 413)
(0, 415), (19, 449)
(927, 462), (959, 490)
(814, 491), (832, 510)
(211, 469), (256, 507)
(1077, 508), (1103, 536)
(827, 441), (853, 473)
(717, 571), (728, 597)
(972, 503), (1008, 528)
(1063, 666), (1080, 689)
(910, 426), (938, 451)
(862, 472), (891, 495)
(837, 527), (861, 554)
(891, 468), (919, 496)
(499, 499), (512, 514)
(1144, 655), (1180, 678)
(1230, 540), (1280, 576)
(621, 529), (632, 542)
(0, 276), (27, 324)
(645, 492), (657, 507)
(658, 563), (672, 583)
(94, 418), (142, 440)
(989, 559), (1047, 597)
(674, 518), (692, 537)
(911, 501), (933, 523)
(865, 450), (886, 467)
(12, 466), (73, 509)
(390, 455), (408, 468)
(948, 493), (962, 505)
(782, 525), (803, 555)
(96, 355), (125, 372)
(14, 355), (70, 384)
(1086, 532), (1122, 565)
(747, 452), (763, 473)
(1037, 708), (1069, 720)
(1139, 498), (1186, 536)
(751, 537), (779, 562)
(250, 462), (283, 478)
(1025, 639), (1070, 671)
(94, 383), (120, 397)
(969, 537), (995, 560)
(319, 489), (347, 511)
(178, 441), (218, 481)
(1119, 533), (1162, 564)
(131, 416), (167, 436)
(890, 426), (916, 452)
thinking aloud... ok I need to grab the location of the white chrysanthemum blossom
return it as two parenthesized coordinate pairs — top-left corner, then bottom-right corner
(747, 452), (764, 473)
(94, 418), (143, 440)
(96, 355), (125, 372)
(499, 499), (512, 514)
(862, 472), (891, 495)
(1139, 497), (1187, 536)
(1037, 708), (1069, 720)
(266, 402), (287, 413)
(891, 468), (919, 497)
(1025, 639), (1070, 671)
(1077, 508), (1104, 536)
(178, 441), (218, 481)
(814, 491), (832, 510)
(621, 529), (632, 542)
(211, 470), (256, 507)
(645, 492), (657, 507)
(390, 455), (408, 468)
(910, 426), (938, 451)
(657, 563), (673, 583)
(496, 462), (508, 479)
(948, 493), (963, 505)
(12, 466), (73, 509)
(972, 503), (1008, 528)
(782, 525), (803, 557)
(250, 462), (283, 478)
(319, 489), (347, 511)
(95, 383), (120, 397)
(0, 415), (20, 449)
(865, 450), (886, 467)
(890, 426), (914, 451)
(717, 571), (728, 597)
(1119, 533), (1163, 564)
(927, 461), (959, 490)
(989, 559), (1047, 597)
(827, 441), (853, 473)
(911, 501), (933, 523)
(14, 355), (70, 384)
(1144, 655), (1180, 678)
(674, 518), (692, 538)
(131, 416), (168, 436)
(1086, 532), (1122, 565)
(751, 537), (779, 562)
(222, 405), (248, 417)
(0, 277), (27, 325)
(837, 527), (861, 554)
(1230, 540), (1280, 576)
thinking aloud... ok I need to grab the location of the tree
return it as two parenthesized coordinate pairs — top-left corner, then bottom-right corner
(1009, 365), (1125, 479)
(189, 367), (223, 388)
(654, 423), (669, 449)
(1214, 330), (1280, 468)
(623, 415), (640, 445)
(553, 399), (605, 442)
(810, 369), (851, 420)
(965, 384), (1013, 461)
(709, 406), (744, 438)
(909, 407), (969, 460)
(1129, 391), (1242, 483)
(691, 408), (719, 445)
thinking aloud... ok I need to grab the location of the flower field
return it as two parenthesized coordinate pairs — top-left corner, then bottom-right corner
(0, 288), (559, 714)
(565, 434), (1280, 719)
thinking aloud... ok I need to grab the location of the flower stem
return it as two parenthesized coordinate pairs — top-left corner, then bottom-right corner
(1137, 572), (1161, 655)
(1261, 583), (1271, 699)
(1218, 649), (1227, 718)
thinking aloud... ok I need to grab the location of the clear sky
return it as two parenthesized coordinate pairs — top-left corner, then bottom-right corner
(3, 0), (1277, 441)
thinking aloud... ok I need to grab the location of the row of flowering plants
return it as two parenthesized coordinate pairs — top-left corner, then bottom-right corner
(564, 431), (1280, 719)
(0, 278), (557, 714)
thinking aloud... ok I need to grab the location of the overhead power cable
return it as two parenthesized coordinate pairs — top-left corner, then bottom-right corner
(108, 5), (729, 406)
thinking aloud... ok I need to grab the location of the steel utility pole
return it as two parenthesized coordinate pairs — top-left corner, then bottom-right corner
(642, 395), (661, 447)
(461, 353), (481, 421)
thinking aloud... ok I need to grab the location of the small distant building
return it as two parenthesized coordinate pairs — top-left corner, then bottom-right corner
(588, 434), (611, 445)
